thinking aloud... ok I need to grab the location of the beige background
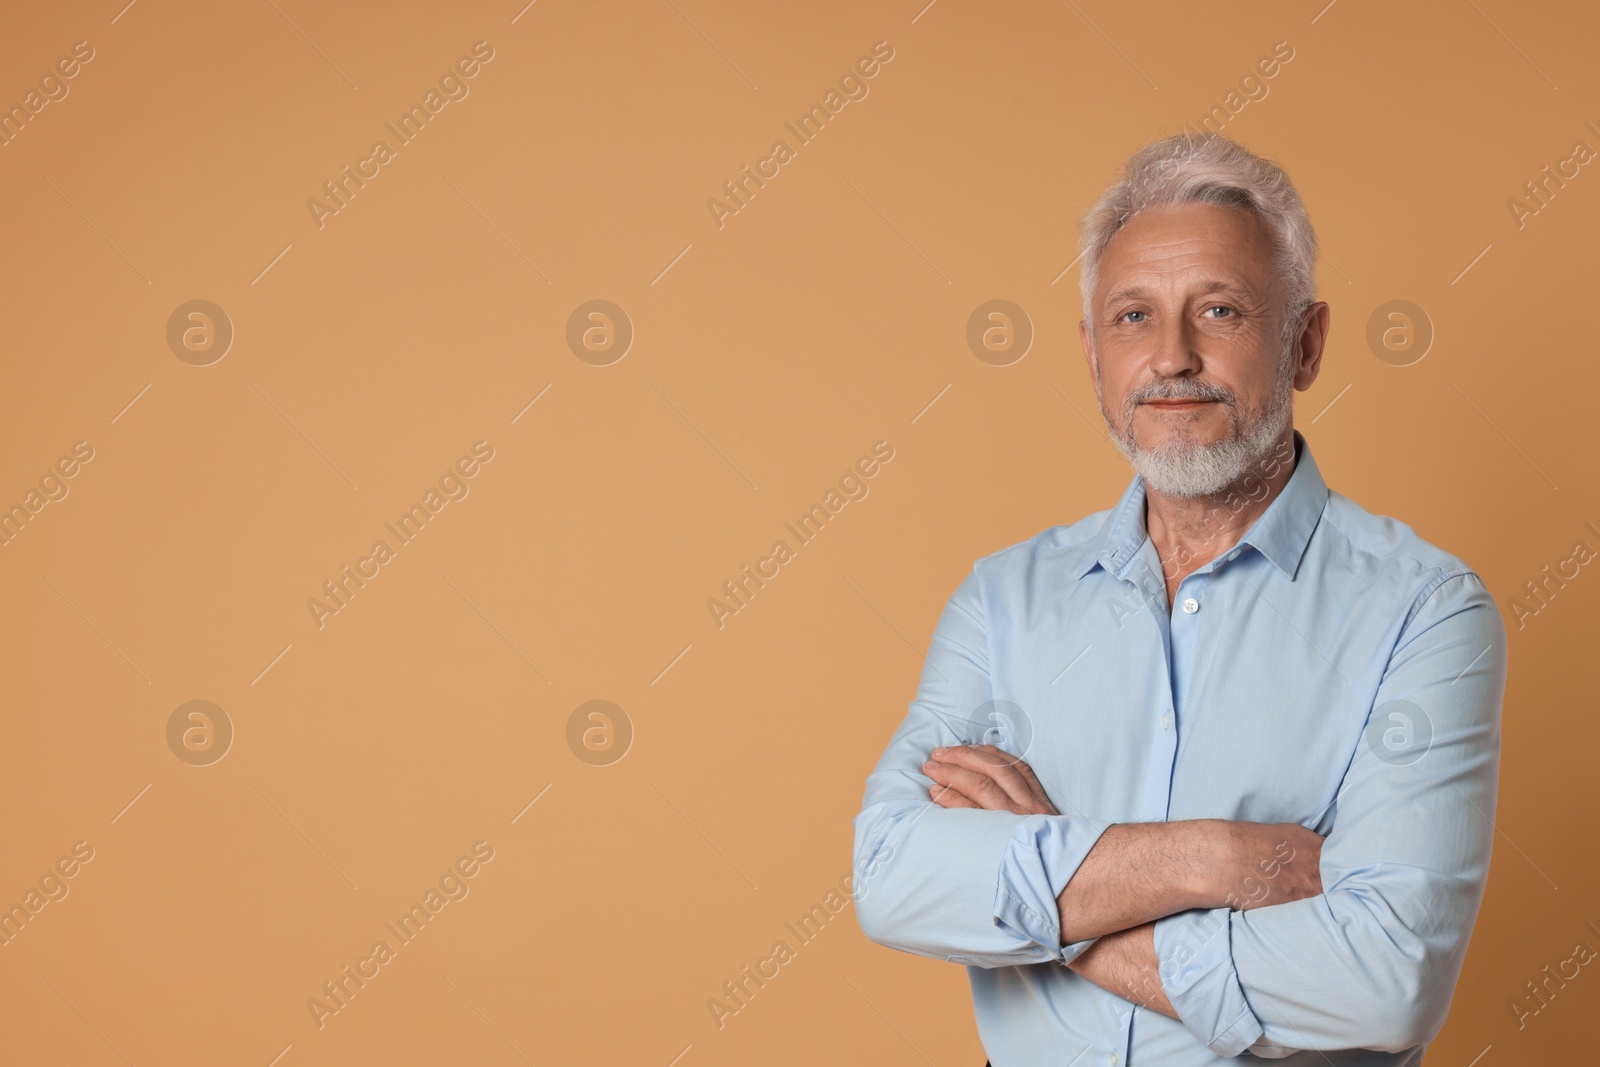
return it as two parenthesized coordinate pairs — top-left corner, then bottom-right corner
(1, 0), (1596, 1063)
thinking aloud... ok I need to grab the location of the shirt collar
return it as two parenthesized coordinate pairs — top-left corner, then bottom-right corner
(1072, 428), (1328, 582)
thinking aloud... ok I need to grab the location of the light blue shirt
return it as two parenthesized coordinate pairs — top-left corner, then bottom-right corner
(852, 429), (1507, 1065)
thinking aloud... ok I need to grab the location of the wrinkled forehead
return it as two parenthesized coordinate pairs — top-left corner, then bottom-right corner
(1094, 202), (1279, 306)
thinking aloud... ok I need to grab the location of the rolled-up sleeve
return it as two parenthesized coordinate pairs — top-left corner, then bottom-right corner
(1154, 906), (1260, 1054)
(853, 566), (1111, 967)
(1152, 571), (1508, 1056)
(995, 813), (1113, 962)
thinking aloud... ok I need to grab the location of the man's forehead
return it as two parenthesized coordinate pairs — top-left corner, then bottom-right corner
(1096, 206), (1276, 303)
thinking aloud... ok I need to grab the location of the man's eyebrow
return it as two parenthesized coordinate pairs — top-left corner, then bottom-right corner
(1103, 285), (1150, 306)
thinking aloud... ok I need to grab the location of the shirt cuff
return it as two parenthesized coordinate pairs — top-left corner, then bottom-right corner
(992, 813), (1111, 964)
(1154, 908), (1264, 1057)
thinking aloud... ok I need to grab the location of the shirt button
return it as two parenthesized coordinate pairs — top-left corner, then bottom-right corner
(1110, 1055), (1120, 1067)
(1161, 712), (1174, 730)
(1182, 597), (1199, 614)
(1227, 550), (1239, 561)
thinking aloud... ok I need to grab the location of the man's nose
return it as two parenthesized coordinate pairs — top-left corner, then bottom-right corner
(1147, 315), (1202, 379)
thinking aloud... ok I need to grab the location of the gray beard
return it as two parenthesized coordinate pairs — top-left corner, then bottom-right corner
(1101, 343), (1296, 500)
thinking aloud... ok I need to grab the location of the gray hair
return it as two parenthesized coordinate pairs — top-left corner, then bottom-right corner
(1077, 131), (1318, 347)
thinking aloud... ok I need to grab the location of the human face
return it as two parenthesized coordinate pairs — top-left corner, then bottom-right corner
(1079, 201), (1319, 498)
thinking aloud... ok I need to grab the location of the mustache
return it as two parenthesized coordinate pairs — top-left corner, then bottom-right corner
(1128, 378), (1235, 406)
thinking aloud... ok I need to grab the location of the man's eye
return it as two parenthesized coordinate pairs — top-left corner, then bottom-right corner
(1121, 310), (1147, 323)
(1204, 305), (1233, 318)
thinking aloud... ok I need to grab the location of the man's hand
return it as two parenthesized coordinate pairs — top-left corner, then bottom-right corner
(922, 745), (1058, 815)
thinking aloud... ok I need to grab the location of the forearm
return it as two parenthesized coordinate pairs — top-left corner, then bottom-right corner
(1067, 922), (1177, 1018)
(1056, 820), (1225, 944)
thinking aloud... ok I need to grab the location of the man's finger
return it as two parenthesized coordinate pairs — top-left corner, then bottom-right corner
(927, 746), (1043, 812)
(934, 744), (1036, 778)
(949, 744), (1052, 798)
(929, 782), (979, 808)
(923, 758), (1016, 811)
(1003, 752), (1054, 801)
(972, 744), (1047, 785)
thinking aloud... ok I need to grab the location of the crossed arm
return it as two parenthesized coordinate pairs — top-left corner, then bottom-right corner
(922, 743), (1326, 1018)
(852, 567), (1507, 1056)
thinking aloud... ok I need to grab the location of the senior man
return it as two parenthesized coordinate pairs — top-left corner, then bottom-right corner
(852, 131), (1507, 1066)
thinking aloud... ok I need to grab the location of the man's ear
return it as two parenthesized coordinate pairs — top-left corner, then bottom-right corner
(1293, 302), (1330, 392)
